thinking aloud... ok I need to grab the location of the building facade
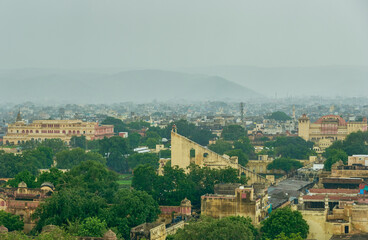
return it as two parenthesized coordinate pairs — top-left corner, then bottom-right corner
(201, 185), (270, 225)
(4, 119), (114, 145)
(298, 114), (367, 152)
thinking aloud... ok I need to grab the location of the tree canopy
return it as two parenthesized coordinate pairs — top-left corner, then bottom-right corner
(265, 136), (315, 159)
(267, 158), (303, 175)
(260, 207), (309, 239)
(132, 163), (244, 208)
(221, 125), (246, 141)
(266, 111), (292, 121)
(171, 216), (256, 240)
(0, 210), (24, 231)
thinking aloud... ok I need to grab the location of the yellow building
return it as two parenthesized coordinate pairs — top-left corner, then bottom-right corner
(298, 114), (367, 152)
(4, 119), (114, 145)
(201, 185), (270, 225)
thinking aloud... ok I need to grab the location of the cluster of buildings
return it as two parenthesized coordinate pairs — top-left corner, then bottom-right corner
(0, 181), (54, 232)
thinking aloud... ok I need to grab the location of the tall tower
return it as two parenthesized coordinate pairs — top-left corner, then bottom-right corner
(240, 102), (244, 123)
(292, 105), (296, 119)
(16, 109), (22, 122)
(298, 114), (310, 141)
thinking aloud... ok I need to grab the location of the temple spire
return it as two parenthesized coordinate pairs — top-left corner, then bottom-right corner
(16, 109), (22, 122)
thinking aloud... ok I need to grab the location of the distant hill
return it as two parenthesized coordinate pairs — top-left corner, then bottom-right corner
(186, 65), (368, 98)
(0, 69), (261, 103)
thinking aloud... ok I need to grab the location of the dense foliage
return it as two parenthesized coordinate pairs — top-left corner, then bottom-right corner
(33, 161), (159, 240)
(267, 158), (303, 175)
(266, 111), (292, 121)
(221, 125), (246, 141)
(56, 148), (106, 169)
(208, 136), (255, 166)
(323, 149), (348, 171)
(171, 216), (257, 240)
(0, 148), (53, 177)
(265, 137), (315, 159)
(132, 163), (245, 208)
(324, 131), (368, 170)
(0, 210), (24, 231)
(260, 207), (309, 239)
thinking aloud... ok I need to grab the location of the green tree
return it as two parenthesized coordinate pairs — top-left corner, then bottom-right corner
(127, 153), (159, 171)
(128, 132), (141, 149)
(260, 207), (309, 239)
(0, 210), (24, 231)
(163, 120), (215, 146)
(101, 117), (128, 133)
(56, 148), (105, 169)
(267, 158), (303, 175)
(132, 164), (158, 194)
(102, 189), (160, 240)
(70, 136), (87, 149)
(273, 232), (304, 240)
(39, 139), (67, 154)
(159, 149), (171, 158)
(99, 136), (130, 173)
(221, 125), (246, 141)
(62, 160), (119, 203)
(323, 149), (348, 171)
(172, 216), (255, 240)
(224, 149), (249, 166)
(208, 140), (232, 155)
(37, 168), (65, 188)
(266, 111), (292, 121)
(77, 217), (107, 237)
(266, 137), (315, 159)
(7, 170), (38, 188)
(36, 226), (77, 240)
(33, 188), (108, 232)
(234, 136), (256, 159)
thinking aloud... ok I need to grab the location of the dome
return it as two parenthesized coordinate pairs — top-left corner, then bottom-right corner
(41, 182), (55, 190)
(18, 181), (27, 188)
(180, 198), (191, 207)
(314, 115), (347, 126)
(103, 229), (117, 240)
(0, 225), (8, 233)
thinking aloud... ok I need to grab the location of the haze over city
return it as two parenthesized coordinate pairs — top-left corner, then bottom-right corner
(1, 0), (368, 102)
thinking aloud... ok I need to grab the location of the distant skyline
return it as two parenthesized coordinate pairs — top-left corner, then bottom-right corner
(1, 0), (368, 69)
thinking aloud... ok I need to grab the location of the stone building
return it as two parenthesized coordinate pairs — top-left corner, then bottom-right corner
(298, 114), (367, 152)
(0, 182), (54, 232)
(201, 185), (270, 225)
(297, 187), (368, 240)
(170, 128), (270, 186)
(4, 119), (114, 145)
(158, 198), (192, 224)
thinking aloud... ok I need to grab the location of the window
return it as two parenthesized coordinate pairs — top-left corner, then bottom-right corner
(203, 153), (209, 157)
(190, 149), (195, 158)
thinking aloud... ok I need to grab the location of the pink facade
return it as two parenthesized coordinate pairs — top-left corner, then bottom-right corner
(94, 125), (114, 139)
(159, 205), (191, 216)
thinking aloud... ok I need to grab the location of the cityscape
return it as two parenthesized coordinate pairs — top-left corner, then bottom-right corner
(1, 1), (368, 240)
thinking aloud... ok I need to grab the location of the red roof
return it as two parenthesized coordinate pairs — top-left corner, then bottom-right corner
(314, 115), (347, 126)
(309, 189), (359, 194)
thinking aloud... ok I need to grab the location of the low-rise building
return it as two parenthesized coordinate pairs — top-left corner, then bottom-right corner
(201, 184), (270, 225)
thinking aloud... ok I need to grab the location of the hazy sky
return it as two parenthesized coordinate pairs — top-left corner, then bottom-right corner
(1, 0), (367, 69)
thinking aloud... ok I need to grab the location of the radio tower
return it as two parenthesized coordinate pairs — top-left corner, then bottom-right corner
(240, 102), (244, 123)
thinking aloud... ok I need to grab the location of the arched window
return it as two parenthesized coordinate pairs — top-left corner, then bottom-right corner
(22, 130), (25, 133)
(30, 130), (33, 133)
(77, 130), (80, 134)
(62, 130), (66, 134)
(36, 130), (39, 133)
